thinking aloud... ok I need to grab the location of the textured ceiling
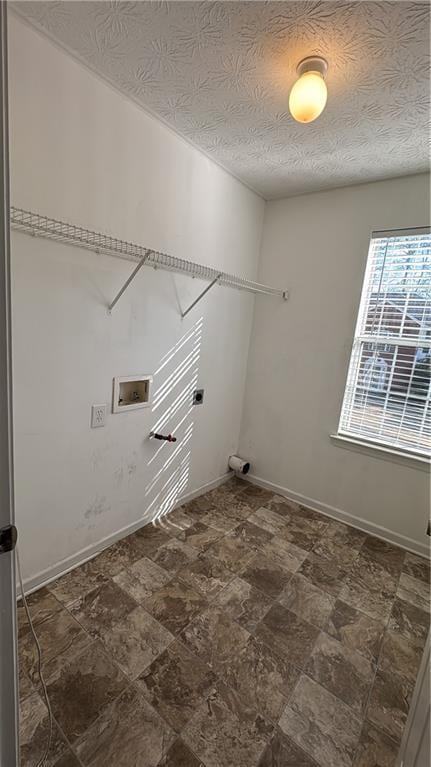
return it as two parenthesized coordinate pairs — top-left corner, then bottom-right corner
(13, 1), (430, 199)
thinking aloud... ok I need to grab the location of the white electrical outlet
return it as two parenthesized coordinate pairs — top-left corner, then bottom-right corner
(91, 404), (107, 428)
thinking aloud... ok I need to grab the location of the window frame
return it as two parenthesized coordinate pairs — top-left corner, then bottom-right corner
(335, 225), (431, 463)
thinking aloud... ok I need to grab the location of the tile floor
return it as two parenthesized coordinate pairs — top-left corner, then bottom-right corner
(18, 479), (430, 767)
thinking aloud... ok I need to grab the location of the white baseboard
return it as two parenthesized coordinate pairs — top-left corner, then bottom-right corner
(246, 473), (430, 560)
(21, 468), (429, 596)
(20, 471), (233, 595)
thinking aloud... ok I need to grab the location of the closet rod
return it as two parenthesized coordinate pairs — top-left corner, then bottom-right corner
(10, 207), (289, 310)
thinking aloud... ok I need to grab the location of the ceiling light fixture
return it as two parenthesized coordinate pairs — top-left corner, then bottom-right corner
(289, 56), (328, 124)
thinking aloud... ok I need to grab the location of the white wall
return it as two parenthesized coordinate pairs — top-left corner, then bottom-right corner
(9, 15), (430, 590)
(9, 14), (265, 587)
(239, 174), (430, 556)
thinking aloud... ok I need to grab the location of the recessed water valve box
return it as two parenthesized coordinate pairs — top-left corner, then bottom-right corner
(113, 375), (152, 413)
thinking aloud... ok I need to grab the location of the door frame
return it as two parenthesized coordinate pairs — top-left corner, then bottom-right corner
(0, 1), (19, 764)
(396, 634), (430, 767)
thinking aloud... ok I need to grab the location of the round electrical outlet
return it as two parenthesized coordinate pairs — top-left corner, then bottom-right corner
(193, 389), (204, 405)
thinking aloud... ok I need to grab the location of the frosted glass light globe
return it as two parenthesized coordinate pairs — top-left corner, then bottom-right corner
(289, 57), (328, 124)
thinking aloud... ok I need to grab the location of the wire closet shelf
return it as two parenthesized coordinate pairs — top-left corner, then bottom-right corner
(10, 207), (288, 315)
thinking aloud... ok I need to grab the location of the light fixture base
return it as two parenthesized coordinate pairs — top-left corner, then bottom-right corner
(297, 56), (328, 78)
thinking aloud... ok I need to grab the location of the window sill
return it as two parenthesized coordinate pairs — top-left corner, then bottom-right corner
(330, 433), (430, 471)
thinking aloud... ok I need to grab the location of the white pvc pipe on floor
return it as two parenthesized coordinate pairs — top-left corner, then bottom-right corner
(228, 455), (250, 474)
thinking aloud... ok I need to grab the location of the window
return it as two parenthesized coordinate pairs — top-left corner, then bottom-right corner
(338, 227), (431, 459)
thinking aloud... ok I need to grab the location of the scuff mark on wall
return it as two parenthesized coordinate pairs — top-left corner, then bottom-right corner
(113, 451), (139, 483)
(84, 495), (110, 520)
(127, 452), (138, 478)
(91, 446), (108, 472)
(114, 466), (124, 484)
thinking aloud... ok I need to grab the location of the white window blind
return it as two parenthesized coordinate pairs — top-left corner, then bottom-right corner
(338, 227), (431, 459)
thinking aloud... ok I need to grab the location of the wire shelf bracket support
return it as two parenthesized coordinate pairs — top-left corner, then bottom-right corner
(10, 206), (289, 314)
(108, 253), (149, 313)
(181, 273), (222, 319)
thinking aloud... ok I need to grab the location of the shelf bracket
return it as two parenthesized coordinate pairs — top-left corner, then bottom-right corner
(181, 274), (222, 319)
(108, 253), (149, 312)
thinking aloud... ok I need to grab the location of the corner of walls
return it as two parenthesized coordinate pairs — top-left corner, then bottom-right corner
(236, 197), (270, 466)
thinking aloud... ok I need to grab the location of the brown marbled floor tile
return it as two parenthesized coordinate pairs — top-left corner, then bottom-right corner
(278, 574), (336, 629)
(201, 507), (241, 532)
(224, 496), (257, 521)
(17, 587), (62, 635)
(295, 505), (329, 527)
(305, 632), (374, 716)
(75, 683), (175, 767)
(216, 678), (275, 739)
(313, 536), (361, 570)
(182, 495), (218, 518)
(148, 537), (198, 574)
(241, 552), (294, 599)
(279, 516), (326, 552)
(325, 600), (385, 664)
(255, 603), (319, 668)
(262, 537), (309, 573)
(201, 487), (247, 519)
(214, 576), (272, 632)
(378, 631), (424, 684)
(26, 486), (425, 767)
(48, 560), (108, 608)
(177, 551), (234, 599)
(143, 578), (208, 635)
(366, 668), (413, 744)
(353, 723), (399, 767)
(239, 484), (274, 509)
(139, 639), (216, 731)
(182, 684), (271, 767)
(46, 641), (128, 744)
(132, 524), (172, 557)
(206, 484), (244, 508)
(388, 596), (430, 643)
(100, 605), (174, 679)
(52, 750), (81, 767)
(396, 572), (430, 612)
(262, 495), (301, 518)
(69, 580), (137, 638)
(259, 728), (319, 767)
(19, 607), (92, 686)
(175, 520), (221, 551)
(361, 537), (405, 577)
(249, 506), (289, 535)
(221, 633), (300, 723)
(322, 519), (367, 550)
(205, 533), (256, 572)
(339, 555), (398, 621)
(299, 552), (349, 597)
(402, 552), (430, 585)
(88, 536), (144, 578)
(229, 519), (274, 550)
(20, 691), (69, 767)
(113, 556), (172, 603)
(19, 658), (36, 701)
(280, 674), (362, 767)
(157, 738), (204, 767)
(180, 605), (250, 677)
(157, 506), (195, 535)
